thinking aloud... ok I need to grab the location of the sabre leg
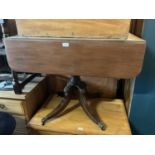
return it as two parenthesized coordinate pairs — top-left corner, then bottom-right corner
(79, 90), (106, 130)
(41, 96), (70, 125)
(41, 76), (75, 125)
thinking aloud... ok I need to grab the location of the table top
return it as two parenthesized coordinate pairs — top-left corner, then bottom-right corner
(5, 34), (146, 79)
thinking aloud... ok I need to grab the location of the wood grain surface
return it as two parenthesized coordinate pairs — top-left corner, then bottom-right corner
(28, 95), (131, 135)
(23, 77), (48, 121)
(5, 34), (146, 78)
(16, 19), (130, 39)
(0, 99), (24, 115)
(0, 77), (47, 135)
(0, 77), (47, 121)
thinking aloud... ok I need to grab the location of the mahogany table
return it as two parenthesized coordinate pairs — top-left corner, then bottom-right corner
(4, 33), (146, 130)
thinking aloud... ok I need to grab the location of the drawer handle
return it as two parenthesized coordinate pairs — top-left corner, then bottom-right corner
(0, 104), (6, 109)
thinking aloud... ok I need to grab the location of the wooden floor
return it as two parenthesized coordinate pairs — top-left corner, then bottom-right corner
(29, 95), (131, 135)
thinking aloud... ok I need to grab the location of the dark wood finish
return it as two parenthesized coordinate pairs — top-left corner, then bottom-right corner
(130, 19), (144, 37)
(47, 75), (117, 98)
(3, 19), (17, 36)
(5, 34), (146, 78)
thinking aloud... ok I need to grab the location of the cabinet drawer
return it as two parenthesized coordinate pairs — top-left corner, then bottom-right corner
(0, 99), (24, 115)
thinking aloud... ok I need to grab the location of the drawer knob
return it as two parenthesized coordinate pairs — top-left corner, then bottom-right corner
(0, 104), (6, 109)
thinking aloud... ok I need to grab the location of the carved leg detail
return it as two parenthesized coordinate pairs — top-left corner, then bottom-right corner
(41, 96), (70, 125)
(79, 91), (106, 130)
(41, 76), (106, 130)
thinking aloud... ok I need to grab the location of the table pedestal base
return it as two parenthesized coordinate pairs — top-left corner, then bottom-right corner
(41, 76), (106, 130)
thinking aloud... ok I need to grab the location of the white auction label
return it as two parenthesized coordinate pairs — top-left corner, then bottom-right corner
(62, 42), (69, 48)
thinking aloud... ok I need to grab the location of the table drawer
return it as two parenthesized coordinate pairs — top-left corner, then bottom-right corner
(0, 99), (24, 115)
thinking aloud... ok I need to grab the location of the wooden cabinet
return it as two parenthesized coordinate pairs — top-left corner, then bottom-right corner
(0, 77), (48, 134)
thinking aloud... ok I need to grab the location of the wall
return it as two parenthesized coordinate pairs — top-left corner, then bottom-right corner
(129, 19), (155, 134)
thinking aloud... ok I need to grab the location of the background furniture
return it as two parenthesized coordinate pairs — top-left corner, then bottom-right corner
(15, 19), (130, 39)
(0, 77), (47, 134)
(0, 19), (17, 73)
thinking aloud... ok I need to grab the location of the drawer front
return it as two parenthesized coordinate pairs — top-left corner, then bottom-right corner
(0, 99), (24, 115)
